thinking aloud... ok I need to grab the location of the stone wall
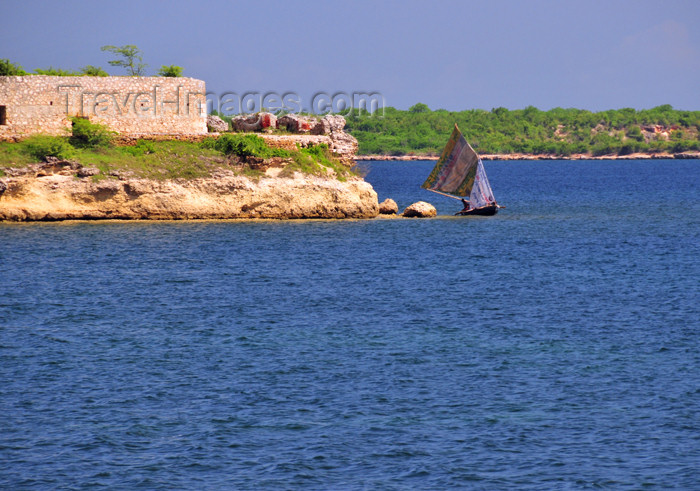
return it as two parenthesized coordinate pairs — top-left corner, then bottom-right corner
(0, 75), (207, 140)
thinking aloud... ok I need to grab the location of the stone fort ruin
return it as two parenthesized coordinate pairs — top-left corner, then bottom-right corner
(0, 75), (207, 140)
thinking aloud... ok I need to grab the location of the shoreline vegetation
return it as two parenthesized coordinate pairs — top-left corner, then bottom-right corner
(345, 104), (700, 158)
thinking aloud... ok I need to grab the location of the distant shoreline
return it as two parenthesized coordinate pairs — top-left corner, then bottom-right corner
(355, 151), (700, 161)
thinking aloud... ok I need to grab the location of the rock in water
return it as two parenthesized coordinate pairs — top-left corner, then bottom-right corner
(207, 115), (228, 132)
(379, 198), (398, 215)
(402, 201), (437, 218)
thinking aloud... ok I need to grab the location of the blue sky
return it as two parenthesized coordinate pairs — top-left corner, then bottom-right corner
(2, 0), (699, 112)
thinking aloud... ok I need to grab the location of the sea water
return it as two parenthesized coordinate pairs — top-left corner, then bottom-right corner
(1, 160), (698, 489)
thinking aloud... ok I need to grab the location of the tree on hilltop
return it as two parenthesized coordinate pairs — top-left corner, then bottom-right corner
(409, 103), (430, 113)
(101, 45), (147, 76)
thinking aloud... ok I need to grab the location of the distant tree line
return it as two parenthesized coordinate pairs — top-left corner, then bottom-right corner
(344, 104), (700, 156)
(0, 45), (183, 78)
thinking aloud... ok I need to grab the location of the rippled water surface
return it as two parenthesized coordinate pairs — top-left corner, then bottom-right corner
(1, 160), (698, 489)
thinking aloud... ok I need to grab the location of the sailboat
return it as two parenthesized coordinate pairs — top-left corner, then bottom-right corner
(422, 124), (501, 216)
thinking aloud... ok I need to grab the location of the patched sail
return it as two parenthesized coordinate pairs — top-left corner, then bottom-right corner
(469, 159), (496, 208)
(422, 124), (496, 205)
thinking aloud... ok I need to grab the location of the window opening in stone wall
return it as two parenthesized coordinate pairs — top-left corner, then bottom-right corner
(0, 106), (6, 125)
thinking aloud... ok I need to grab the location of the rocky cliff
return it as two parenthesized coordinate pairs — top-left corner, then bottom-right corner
(0, 171), (379, 221)
(0, 113), (378, 221)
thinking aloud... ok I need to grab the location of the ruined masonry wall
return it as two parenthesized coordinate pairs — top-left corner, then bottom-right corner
(0, 76), (207, 140)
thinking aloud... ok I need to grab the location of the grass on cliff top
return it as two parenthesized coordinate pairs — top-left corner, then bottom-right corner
(201, 133), (356, 181)
(283, 144), (353, 180)
(0, 132), (357, 181)
(0, 137), (224, 180)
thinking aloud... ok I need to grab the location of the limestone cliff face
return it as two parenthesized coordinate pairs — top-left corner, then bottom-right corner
(0, 173), (379, 221)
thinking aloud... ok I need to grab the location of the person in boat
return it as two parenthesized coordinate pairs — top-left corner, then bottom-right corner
(460, 198), (471, 212)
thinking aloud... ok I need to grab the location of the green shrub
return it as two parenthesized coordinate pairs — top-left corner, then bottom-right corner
(70, 117), (115, 148)
(0, 59), (26, 76)
(208, 133), (289, 158)
(24, 135), (75, 160)
(299, 143), (335, 166)
(80, 65), (109, 76)
(287, 150), (321, 175)
(34, 67), (81, 76)
(121, 139), (156, 156)
(157, 65), (183, 77)
(626, 125), (644, 142)
(283, 144), (354, 180)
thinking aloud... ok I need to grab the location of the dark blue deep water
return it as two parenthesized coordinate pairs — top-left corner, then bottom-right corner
(1, 160), (698, 489)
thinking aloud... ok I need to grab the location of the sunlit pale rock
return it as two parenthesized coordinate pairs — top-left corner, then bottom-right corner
(379, 198), (398, 215)
(0, 174), (379, 221)
(207, 115), (228, 132)
(402, 201), (436, 218)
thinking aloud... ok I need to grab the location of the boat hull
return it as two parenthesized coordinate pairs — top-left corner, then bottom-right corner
(455, 205), (499, 216)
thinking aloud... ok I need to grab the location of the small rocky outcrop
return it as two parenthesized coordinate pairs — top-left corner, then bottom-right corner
(77, 167), (100, 177)
(311, 115), (359, 157)
(229, 114), (358, 160)
(278, 114), (312, 133)
(3, 157), (82, 178)
(207, 115), (229, 132)
(378, 198), (398, 215)
(311, 114), (347, 135)
(232, 112), (277, 132)
(402, 201), (437, 218)
(674, 151), (700, 159)
(330, 130), (359, 157)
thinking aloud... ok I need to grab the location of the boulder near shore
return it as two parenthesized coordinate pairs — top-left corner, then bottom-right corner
(378, 198), (399, 215)
(402, 201), (437, 218)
